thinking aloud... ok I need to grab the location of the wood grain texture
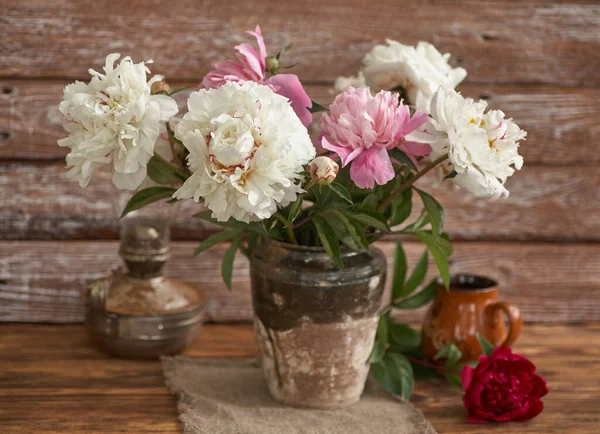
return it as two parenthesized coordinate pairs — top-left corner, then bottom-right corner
(0, 323), (598, 433)
(2, 80), (600, 165)
(1, 0), (598, 331)
(1, 240), (599, 324)
(3, 161), (600, 241)
(2, 0), (600, 85)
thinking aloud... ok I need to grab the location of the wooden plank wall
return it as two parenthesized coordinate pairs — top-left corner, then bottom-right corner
(1, 0), (599, 323)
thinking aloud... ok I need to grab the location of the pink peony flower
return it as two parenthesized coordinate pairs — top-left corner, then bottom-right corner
(202, 26), (312, 127)
(321, 87), (430, 189)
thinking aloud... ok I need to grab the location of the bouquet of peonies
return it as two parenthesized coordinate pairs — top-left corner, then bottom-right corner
(58, 27), (544, 422)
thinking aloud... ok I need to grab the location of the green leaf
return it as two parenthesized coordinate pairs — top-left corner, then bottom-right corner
(388, 148), (418, 171)
(359, 194), (379, 211)
(221, 236), (242, 290)
(313, 216), (344, 269)
(412, 364), (440, 381)
(245, 233), (262, 258)
(372, 352), (415, 399)
(120, 187), (177, 218)
(390, 188), (413, 227)
(147, 154), (188, 185)
(416, 188), (445, 238)
(401, 250), (428, 298)
(388, 323), (422, 351)
(402, 209), (430, 233)
(193, 229), (242, 256)
(391, 242), (407, 300)
(370, 315), (389, 363)
(434, 343), (463, 367)
(193, 211), (265, 235)
(168, 86), (189, 96)
(165, 121), (184, 147)
(321, 212), (358, 250)
(414, 232), (451, 289)
(476, 333), (495, 356)
(309, 100), (328, 113)
(444, 170), (458, 180)
(322, 209), (364, 250)
(350, 219), (369, 249)
(275, 43), (294, 60)
(348, 210), (390, 232)
(328, 182), (353, 204)
(392, 279), (437, 309)
(436, 232), (454, 257)
(444, 373), (463, 389)
(286, 195), (303, 226)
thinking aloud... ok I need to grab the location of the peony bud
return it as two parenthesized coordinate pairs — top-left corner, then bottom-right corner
(151, 80), (171, 95)
(309, 156), (339, 186)
(265, 56), (280, 73)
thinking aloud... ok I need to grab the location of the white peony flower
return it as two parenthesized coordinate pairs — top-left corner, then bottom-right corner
(173, 82), (316, 222)
(333, 72), (366, 94)
(335, 40), (467, 113)
(408, 87), (525, 199)
(58, 53), (178, 190)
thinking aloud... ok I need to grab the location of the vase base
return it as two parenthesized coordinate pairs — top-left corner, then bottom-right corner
(254, 315), (377, 409)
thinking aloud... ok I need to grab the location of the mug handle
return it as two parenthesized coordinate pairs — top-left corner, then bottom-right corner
(485, 301), (523, 347)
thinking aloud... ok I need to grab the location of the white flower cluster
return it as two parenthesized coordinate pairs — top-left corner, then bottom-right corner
(335, 40), (467, 113)
(173, 82), (316, 222)
(408, 87), (525, 199)
(58, 54), (178, 190)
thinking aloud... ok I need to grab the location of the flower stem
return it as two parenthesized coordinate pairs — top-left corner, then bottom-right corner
(291, 213), (314, 230)
(377, 154), (449, 212)
(274, 212), (298, 245)
(303, 179), (316, 191)
(404, 355), (460, 375)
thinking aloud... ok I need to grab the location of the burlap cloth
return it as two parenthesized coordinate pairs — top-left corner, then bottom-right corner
(161, 357), (437, 434)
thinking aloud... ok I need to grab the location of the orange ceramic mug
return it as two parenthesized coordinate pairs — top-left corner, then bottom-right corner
(422, 274), (522, 362)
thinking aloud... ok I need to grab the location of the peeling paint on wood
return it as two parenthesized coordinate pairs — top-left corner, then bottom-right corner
(1, 241), (599, 323)
(1, 1), (600, 85)
(2, 162), (600, 242)
(0, 0), (599, 328)
(2, 81), (600, 165)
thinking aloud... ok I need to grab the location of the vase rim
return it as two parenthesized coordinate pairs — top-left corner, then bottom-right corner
(437, 274), (498, 293)
(263, 238), (368, 255)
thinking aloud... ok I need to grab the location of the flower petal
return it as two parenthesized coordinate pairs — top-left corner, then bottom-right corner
(246, 25), (267, 70)
(234, 43), (264, 80)
(265, 74), (313, 126)
(149, 94), (179, 121)
(461, 365), (475, 390)
(321, 137), (363, 167)
(399, 110), (429, 136)
(349, 147), (394, 189)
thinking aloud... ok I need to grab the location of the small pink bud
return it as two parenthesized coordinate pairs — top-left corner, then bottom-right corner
(309, 156), (339, 186)
(151, 80), (171, 95)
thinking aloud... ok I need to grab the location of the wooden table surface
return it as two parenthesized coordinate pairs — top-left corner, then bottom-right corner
(1, 323), (598, 434)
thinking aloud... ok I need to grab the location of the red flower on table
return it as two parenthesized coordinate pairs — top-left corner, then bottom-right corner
(461, 346), (548, 424)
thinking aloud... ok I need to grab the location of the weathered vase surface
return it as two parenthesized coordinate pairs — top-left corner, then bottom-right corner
(250, 240), (386, 408)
